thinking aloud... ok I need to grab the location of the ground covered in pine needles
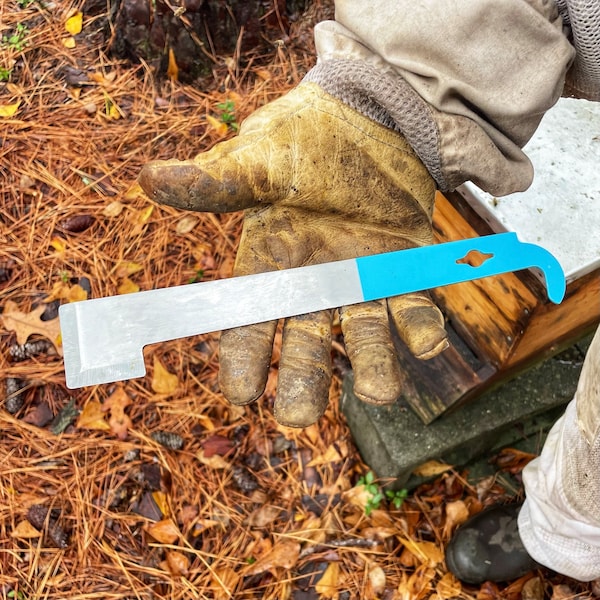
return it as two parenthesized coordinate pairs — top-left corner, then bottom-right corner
(1, 2), (599, 599)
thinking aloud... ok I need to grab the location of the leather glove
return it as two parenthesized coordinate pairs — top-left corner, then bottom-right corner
(139, 82), (449, 427)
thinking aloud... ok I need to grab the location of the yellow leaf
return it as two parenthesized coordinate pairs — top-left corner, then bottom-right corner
(145, 518), (180, 544)
(152, 491), (170, 517)
(117, 277), (139, 294)
(62, 36), (76, 49)
(151, 356), (179, 395)
(49, 236), (66, 253)
(12, 520), (43, 539)
(167, 47), (178, 81)
(76, 399), (110, 432)
(206, 114), (228, 137)
(124, 182), (145, 200)
(0, 101), (20, 118)
(412, 459), (453, 478)
(65, 11), (83, 35)
(137, 205), (154, 224)
(315, 562), (340, 598)
(103, 91), (122, 120)
(115, 261), (144, 277)
(46, 281), (88, 303)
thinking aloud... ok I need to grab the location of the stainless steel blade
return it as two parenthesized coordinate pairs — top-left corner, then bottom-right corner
(59, 233), (565, 388)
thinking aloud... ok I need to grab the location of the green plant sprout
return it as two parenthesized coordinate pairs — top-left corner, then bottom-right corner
(386, 488), (408, 510)
(217, 100), (238, 131)
(2, 23), (29, 52)
(356, 471), (409, 515)
(188, 269), (204, 284)
(0, 67), (12, 81)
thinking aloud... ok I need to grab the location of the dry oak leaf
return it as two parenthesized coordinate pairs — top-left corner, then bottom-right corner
(161, 550), (190, 576)
(145, 518), (180, 544)
(412, 459), (453, 478)
(11, 520), (42, 540)
(103, 387), (133, 440)
(76, 399), (110, 432)
(244, 540), (301, 576)
(210, 566), (240, 600)
(401, 538), (444, 567)
(1, 300), (63, 356)
(152, 355), (179, 395)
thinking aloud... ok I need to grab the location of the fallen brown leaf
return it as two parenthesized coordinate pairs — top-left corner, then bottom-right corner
(1, 300), (63, 356)
(151, 355), (179, 395)
(244, 540), (301, 575)
(315, 562), (340, 599)
(145, 518), (180, 544)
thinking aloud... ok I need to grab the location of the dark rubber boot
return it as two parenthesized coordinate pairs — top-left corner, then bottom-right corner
(445, 503), (539, 584)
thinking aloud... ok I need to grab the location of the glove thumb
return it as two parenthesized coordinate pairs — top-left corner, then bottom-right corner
(138, 132), (277, 213)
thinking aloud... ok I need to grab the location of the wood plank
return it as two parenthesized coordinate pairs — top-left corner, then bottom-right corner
(506, 268), (600, 368)
(394, 323), (496, 423)
(432, 193), (539, 364)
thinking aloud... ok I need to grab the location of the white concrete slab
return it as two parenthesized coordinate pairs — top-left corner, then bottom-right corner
(458, 97), (600, 283)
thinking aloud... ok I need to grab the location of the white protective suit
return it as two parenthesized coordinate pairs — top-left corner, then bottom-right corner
(305, 0), (600, 580)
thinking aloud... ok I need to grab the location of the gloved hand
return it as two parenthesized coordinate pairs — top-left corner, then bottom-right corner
(139, 82), (448, 427)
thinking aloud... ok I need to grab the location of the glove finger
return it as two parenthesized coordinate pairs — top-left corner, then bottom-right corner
(219, 320), (278, 406)
(388, 292), (448, 360)
(274, 310), (333, 428)
(340, 300), (404, 405)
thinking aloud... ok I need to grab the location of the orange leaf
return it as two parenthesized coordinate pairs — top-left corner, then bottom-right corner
(76, 399), (110, 432)
(244, 540), (300, 575)
(104, 387), (132, 440)
(117, 277), (139, 294)
(151, 356), (179, 395)
(1, 300), (62, 355)
(206, 114), (228, 137)
(163, 550), (190, 575)
(49, 236), (66, 253)
(145, 518), (180, 544)
(152, 491), (170, 517)
(167, 47), (178, 81)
